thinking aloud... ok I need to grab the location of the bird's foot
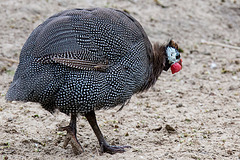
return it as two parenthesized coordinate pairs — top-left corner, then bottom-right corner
(59, 126), (84, 155)
(100, 143), (131, 154)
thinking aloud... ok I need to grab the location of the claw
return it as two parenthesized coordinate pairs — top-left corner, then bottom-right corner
(101, 144), (131, 154)
(58, 114), (84, 155)
(59, 126), (84, 154)
(62, 133), (71, 148)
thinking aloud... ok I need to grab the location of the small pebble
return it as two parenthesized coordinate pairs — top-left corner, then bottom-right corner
(176, 103), (184, 108)
(7, 118), (13, 122)
(165, 124), (176, 133)
(165, 90), (172, 93)
(210, 62), (217, 69)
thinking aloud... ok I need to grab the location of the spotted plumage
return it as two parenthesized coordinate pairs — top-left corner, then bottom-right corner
(6, 8), (182, 154)
(6, 8), (155, 114)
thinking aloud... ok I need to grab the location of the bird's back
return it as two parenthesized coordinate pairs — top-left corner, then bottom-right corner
(6, 8), (153, 114)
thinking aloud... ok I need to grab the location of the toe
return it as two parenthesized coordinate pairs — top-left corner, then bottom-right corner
(101, 144), (131, 154)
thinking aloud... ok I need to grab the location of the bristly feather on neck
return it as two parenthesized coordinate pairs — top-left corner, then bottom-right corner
(140, 42), (166, 92)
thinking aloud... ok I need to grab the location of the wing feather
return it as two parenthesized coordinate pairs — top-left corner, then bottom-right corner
(52, 57), (109, 71)
(36, 53), (109, 71)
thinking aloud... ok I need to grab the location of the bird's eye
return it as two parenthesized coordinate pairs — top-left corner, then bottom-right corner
(176, 55), (180, 59)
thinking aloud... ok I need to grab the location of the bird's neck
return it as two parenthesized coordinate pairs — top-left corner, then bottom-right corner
(140, 43), (166, 92)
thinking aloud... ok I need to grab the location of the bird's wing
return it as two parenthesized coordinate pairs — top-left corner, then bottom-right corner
(27, 8), (145, 71)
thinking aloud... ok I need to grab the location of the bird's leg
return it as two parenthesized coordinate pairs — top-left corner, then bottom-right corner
(85, 110), (131, 154)
(59, 113), (84, 154)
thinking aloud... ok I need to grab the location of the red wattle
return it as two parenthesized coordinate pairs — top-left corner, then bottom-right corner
(171, 62), (182, 74)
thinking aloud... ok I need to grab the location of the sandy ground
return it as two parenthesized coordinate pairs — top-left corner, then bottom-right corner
(0, 0), (240, 159)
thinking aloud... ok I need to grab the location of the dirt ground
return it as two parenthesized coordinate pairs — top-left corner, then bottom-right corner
(0, 0), (240, 159)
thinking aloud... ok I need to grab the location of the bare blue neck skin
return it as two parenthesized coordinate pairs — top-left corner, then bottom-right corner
(166, 46), (180, 64)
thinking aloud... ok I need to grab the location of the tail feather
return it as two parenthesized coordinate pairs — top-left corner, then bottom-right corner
(5, 78), (33, 102)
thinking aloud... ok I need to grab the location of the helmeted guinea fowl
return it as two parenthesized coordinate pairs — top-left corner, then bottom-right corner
(6, 8), (182, 154)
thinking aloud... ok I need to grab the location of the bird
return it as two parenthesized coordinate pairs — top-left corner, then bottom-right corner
(6, 8), (182, 155)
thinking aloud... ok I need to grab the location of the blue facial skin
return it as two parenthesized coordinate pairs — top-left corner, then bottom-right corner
(166, 46), (181, 64)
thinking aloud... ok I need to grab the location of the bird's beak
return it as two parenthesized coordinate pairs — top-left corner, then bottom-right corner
(170, 59), (182, 74)
(178, 59), (182, 67)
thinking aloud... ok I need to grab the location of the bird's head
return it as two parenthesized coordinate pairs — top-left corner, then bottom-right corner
(163, 40), (182, 74)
